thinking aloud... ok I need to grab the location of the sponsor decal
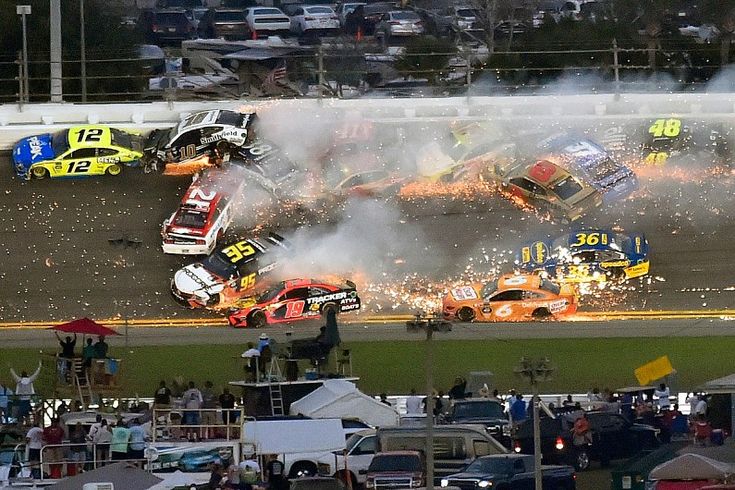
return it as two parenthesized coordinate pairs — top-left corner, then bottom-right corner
(257, 262), (277, 275)
(307, 291), (348, 305)
(600, 260), (630, 268)
(548, 299), (568, 313)
(99, 157), (120, 164)
(451, 286), (477, 301)
(340, 302), (360, 311)
(201, 129), (243, 145)
(29, 136), (44, 160)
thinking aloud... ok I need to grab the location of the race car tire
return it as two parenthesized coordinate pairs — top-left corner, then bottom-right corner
(247, 310), (267, 329)
(532, 308), (552, 320)
(31, 166), (48, 179)
(321, 302), (337, 317)
(106, 163), (122, 176)
(216, 140), (232, 158)
(457, 307), (475, 322)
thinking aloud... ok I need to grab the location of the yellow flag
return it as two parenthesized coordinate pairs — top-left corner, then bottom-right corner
(634, 356), (674, 386)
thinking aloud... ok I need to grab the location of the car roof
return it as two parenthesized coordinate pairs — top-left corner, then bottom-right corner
(375, 450), (422, 456)
(497, 273), (542, 290)
(68, 126), (113, 148)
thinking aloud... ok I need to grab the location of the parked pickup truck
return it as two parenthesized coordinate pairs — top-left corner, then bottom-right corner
(365, 451), (425, 489)
(440, 454), (576, 490)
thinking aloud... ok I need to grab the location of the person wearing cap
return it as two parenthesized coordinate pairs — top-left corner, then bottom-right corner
(242, 343), (261, 382)
(257, 333), (270, 353)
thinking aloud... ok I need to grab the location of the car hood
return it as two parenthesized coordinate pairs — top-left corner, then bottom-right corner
(451, 416), (508, 425)
(446, 472), (503, 481)
(14, 134), (55, 165)
(173, 263), (222, 295)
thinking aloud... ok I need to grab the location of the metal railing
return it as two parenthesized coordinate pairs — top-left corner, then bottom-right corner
(37, 442), (148, 481)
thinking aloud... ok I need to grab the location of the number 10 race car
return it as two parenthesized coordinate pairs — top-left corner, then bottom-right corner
(227, 278), (361, 328)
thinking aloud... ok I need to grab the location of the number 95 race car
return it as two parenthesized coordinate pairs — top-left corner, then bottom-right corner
(12, 126), (143, 180)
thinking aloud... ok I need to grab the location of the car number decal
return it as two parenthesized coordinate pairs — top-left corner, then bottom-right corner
(223, 241), (256, 263)
(451, 286), (477, 301)
(571, 232), (608, 247)
(285, 300), (305, 318)
(495, 304), (513, 317)
(648, 118), (681, 138)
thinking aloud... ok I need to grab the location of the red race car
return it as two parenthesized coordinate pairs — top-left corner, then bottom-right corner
(227, 278), (361, 328)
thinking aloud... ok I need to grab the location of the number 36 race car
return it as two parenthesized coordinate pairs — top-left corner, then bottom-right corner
(12, 125), (143, 180)
(227, 278), (361, 328)
(442, 273), (577, 322)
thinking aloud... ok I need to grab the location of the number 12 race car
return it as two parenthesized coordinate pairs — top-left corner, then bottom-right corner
(227, 279), (361, 328)
(442, 273), (577, 322)
(13, 126), (143, 180)
(519, 229), (649, 283)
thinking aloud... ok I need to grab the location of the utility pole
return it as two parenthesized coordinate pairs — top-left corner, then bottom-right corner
(50, 0), (63, 102)
(80, 0), (87, 102)
(514, 357), (555, 490)
(16, 5), (31, 104)
(407, 312), (451, 490)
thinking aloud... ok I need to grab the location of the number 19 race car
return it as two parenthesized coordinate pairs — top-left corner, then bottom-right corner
(442, 273), (577, 322)
(171, 233), (289, 308)
(12, 126), (143, 180)
(518, 229), (649, 283)
(227, 278), (361, 328)
(143, 109), (257, 175)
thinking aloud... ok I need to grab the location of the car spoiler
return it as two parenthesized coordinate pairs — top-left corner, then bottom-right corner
(345, 279), (357, 289)
(267, 232), (292, 250)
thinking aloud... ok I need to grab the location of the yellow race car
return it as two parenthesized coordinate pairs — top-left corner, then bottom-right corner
(12, 125), (144, 180)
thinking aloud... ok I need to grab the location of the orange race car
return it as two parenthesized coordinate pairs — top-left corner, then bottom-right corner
(442, 273), (577, 322)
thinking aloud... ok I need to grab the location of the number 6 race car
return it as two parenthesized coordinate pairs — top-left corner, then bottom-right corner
(142, 109), (257, 175)
(227, 278), (361, 328)
(12, 126), (143, 180)
(442, 273), (577, 322)
(518, 229), (649, 283)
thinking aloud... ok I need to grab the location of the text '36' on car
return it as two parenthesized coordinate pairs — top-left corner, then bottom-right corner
(13, 126), (143, 180)
(227, 278), (361, 328)
(442, 273), (577, 322)
(161, 168), (243, 255)
(171, 233), (289, 308)
(142, 109), (256, 175)
(519, 229), (649, 283)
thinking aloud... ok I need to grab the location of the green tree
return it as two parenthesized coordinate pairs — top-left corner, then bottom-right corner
(394, 36), (457, 84)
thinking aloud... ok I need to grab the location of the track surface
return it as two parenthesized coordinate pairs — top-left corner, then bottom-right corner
(1, 119), (735, 329)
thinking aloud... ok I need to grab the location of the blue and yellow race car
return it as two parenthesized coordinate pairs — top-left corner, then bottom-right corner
(12, 125), (143, 180)
(518, 229), (649, 283)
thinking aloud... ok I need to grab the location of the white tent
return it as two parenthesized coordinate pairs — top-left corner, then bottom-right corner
(289, 379), (400, 428)
(649, 453), (735, 481)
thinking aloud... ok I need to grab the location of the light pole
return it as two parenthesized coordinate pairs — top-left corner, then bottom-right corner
(514, 357), (555, 490)
(407, 312), (451, 490)
(16, 5), (31, 104)
(80, 0), (87, 102)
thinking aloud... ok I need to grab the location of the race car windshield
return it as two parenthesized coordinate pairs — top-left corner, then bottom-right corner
(174, 210), (206, 229)
(51, 130), (70, 156)
(551, 176), (583, 200)
(202, 253), (238, 279)
(480, 280), (498, 298)
(539, 279), (561, 295)
(257, 282), (285, 303)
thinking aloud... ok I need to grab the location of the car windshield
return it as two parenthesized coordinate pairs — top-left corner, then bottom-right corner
(551, 176), (583, 200)
(368, 455), (422, 472)
(452, 401), (505, 419)
(202, 253), (238, 279)
(216, 11), (246, 21)
(51, 130), (70, 156)
(254, 8), (284, 15)
(480, 280), (499, 298)
(173, 210), (207, 229)
(539, 279), (561, 295)
(257, 282), (285, 303)
(307, 6), (333, 13)
(465, 458), (511, 474)
(345, 433), (363, 452)
(456, 8), (478, 17)
(110, 128), (131, 148)
(392, 11), (420, 20)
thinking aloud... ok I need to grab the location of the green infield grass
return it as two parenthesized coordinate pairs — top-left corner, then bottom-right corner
(2, 337), (732, 398)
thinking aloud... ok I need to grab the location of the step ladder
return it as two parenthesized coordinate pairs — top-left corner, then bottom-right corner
(268, 358), (284, 416)
(71, 359), (93, 410)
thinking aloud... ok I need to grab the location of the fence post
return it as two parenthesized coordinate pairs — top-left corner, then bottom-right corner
(16, 52), (23, 111)
(612, 38), (620, 99)
(317, 45), (326, 100)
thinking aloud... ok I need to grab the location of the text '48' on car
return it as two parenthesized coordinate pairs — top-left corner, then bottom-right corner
(227, 278), (361, 328)
(443, 273), (577, 322)
(13, 126), (143, 180)
(171, 233), (289, 308)
(142, 109), (256, 175)
(161, 168), (242, 255)
(519, 229), (649, 283)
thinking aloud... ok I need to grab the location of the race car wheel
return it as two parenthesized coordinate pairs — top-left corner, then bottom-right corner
(247, 310), (267, 328)
(106, 163), (122, 176)
(532, 308), (552, 320)
(457, 307), (475, 322)
(321, 302), (337, 317)
(216, 140), (231, 158)
(31, 166), (48, 179)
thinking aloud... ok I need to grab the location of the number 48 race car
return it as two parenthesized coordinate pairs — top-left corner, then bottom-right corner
(227, 278), (361, 328)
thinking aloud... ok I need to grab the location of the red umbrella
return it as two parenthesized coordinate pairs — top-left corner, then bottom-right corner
(49, 317), (121, 336)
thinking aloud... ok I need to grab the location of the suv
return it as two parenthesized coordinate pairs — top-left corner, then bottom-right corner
(138, 9), (196, 44)
(444, 399), (510, 447)
(512, 410), (660, 471)
(198, 8), (251, 40)
(365, 451), (425, 489)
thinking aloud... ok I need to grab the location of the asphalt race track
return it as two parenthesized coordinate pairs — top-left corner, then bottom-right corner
(1, 118), (735, 336)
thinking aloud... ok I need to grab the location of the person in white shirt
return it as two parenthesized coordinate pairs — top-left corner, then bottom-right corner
(694, 395), (708, 417)
(25, 423), (43, 479)
(405, 388), (423, 414)
(182, 381), (203, 441)
(11, 361), (41, 423)
(654, 383), (671, 411)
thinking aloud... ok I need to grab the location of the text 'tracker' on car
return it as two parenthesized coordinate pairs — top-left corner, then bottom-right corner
(142, 109), (257, 175)
(13, 126), (143, 180)
(171, 233), (289, 308)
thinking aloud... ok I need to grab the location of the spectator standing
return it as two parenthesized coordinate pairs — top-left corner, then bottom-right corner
(510, 394), (527, 425)
(0, 380), (13, 423)
(562, 395), (575, 408)
(265, 454), (288, 490)
(56, 332), (77, 358)
(201, 381), (218, 439)
(208, 462), (225, 489)
(183, 381), (203, 440)
(26, 422), (43, 479)
(448, 377), (466, 400)
(82, 338), (95, 370)
(154, 380), (172, 407)
(219, 387), (237, 426)
(257, 333), (270, 353)
(93, 420), (113, 464)
(405, 389), (422, 414)
(434, 391), (445, 417)
(87, 414), (103, 442)
(572, 413), (593, 446)
(110, 422), (131, 461)
(69, 422), (87, 473)
(588, 387), (603, 402)
(695, 395), (708, 417)
(10, 361), (42, 423)
(43, 418), (65, 478)
(128, 418), (147, 463)
(94, 336), (109, 359)
(654, 383), (671, 411)
(686, 393), (700, 419)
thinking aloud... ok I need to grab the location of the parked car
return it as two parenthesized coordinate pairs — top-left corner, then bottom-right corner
(440, 454), (576, 490)
(335, 2), (366, 27)
(138, 9), (196, 44)
(444, 398), (510, 447)
(375, 10), (425, 39)
(512, 411), (660, 471)
(244, 7), (291, 36)
(185, 7), (209, 29)
(362, 3), (395, 35)
(289, 5), (340, 35)
(365, 451), (425, 490)
(198, 8), (251, 39)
